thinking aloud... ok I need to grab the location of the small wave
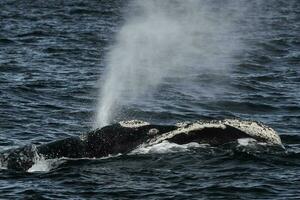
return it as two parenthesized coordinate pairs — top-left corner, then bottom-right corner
(280, 134), (300, 144)
(0, 38), (14, 44)
(216, 101), (278, 113)
(16, 30), (50, 37)
(69, 8), (100, 15)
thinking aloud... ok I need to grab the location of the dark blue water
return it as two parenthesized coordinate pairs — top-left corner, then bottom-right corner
(0, 0), (300, 199)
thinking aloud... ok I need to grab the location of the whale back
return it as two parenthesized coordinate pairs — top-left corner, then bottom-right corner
(148, 119), (282, 146)
(82, 120), (177, 157)
(0, 119), (283, 171)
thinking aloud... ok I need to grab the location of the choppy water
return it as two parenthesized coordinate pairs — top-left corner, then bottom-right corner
(0, 0), (299, 199)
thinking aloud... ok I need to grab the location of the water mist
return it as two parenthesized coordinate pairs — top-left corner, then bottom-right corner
(95, 0), (244, 128)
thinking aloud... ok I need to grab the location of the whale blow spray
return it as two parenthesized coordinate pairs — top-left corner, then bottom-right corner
(96, 0), (244, 127)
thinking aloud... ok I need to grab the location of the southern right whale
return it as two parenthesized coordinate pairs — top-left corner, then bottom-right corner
(0, 119), (283, 171)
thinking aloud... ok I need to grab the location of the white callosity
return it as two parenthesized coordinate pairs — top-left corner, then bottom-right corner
(148, 120), (227, 146)
(119, 120), (150, 128)
(140, 119), (283, 147)
(147, 128), (159, 136)
(222, 119), (282, 146)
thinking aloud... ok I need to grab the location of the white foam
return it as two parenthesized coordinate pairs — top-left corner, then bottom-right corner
(237, 138), (257, 146)
(130, 141), (208, 155)
(0, 163), (7, 170)
(27, 158), (64, 173)
(27, 146), (64, 173)
(27, 154), (123, 173)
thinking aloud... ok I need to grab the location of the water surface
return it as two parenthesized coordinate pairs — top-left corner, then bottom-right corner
(0, 0), (299, 199)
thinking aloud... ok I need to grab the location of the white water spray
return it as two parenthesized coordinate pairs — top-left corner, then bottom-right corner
(96, 0), (244, 127)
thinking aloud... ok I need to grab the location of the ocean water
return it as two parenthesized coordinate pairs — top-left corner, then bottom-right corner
(0, 0), (300, 199)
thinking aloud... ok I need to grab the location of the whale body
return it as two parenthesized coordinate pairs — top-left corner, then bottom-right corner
(0, 119), (283, 171)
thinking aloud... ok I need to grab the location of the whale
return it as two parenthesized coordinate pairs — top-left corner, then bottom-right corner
(0, 119), (283, 171)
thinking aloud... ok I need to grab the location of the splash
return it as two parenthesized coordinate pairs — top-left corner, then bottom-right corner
(96, 0), (244, 127)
